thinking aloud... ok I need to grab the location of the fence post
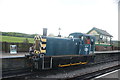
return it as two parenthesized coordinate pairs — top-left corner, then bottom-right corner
(4, 42), (7, 53)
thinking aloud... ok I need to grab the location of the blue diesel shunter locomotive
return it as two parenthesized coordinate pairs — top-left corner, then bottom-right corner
(28, 32), (95, 70)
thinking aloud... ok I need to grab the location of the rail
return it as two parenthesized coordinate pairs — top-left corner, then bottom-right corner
(71, 65), (120, 80)
(2, 68), (32, 79)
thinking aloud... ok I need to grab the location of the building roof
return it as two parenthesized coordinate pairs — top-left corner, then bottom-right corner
(87, 27), (113, 37)
(69, 32), (95, 38)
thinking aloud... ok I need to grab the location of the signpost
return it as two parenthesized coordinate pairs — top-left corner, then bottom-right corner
(10, 45), (17, 54)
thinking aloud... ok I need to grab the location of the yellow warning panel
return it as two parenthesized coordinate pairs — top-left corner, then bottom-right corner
(40, 50), (46, 53)
(41, 38), (46, 42)
(41, 44), (46, 47)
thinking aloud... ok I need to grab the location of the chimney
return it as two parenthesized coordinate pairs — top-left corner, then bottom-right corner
(43, 28), (47, 36)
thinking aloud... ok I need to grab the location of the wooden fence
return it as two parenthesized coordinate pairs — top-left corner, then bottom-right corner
(1, 42), (33, 53)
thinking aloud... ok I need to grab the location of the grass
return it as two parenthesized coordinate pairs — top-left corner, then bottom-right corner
(1, 35), (34, 43)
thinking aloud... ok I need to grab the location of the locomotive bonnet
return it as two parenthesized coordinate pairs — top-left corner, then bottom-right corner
(33, 32), (95, 56)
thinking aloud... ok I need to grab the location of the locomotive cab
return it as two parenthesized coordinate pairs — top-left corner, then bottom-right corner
(69, 32), (95, 54)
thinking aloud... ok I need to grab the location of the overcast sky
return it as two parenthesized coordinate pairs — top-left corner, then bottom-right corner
(0, 0), (118, 40)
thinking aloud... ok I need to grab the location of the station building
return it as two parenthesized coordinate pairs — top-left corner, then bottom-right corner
(87, 27), (113, 51)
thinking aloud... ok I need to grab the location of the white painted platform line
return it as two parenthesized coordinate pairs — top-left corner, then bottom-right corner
(94, 69), (120, 79)
(95, 50), (120, 54)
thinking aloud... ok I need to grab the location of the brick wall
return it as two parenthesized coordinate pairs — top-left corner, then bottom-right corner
(95, 45), (112, 51)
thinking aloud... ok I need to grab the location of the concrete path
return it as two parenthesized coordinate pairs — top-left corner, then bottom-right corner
(1, 52), (29, 58)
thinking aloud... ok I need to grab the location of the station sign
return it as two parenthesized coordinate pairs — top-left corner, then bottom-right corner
(10, 45), (17, 54)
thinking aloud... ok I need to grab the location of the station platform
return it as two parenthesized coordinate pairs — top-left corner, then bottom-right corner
(1, 52), (29, 58)
(94, 50), (120, 54)
(1, 50), (120, 58)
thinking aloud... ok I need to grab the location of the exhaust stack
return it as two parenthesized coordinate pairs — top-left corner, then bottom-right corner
(43, 28), (47, 36)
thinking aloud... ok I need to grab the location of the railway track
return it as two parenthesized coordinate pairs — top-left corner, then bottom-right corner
(39, 60), (119, 79)
(2, 60), (119, 80)
(2, 68), (33, 79)
(70, 64), (120, 80)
